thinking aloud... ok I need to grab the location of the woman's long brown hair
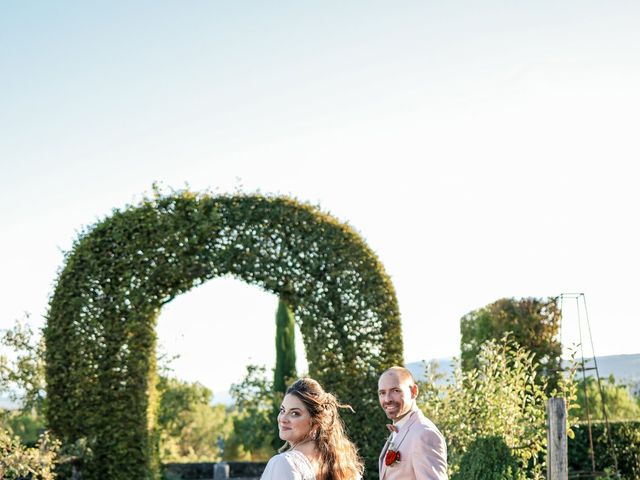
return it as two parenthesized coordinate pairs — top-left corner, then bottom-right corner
(282, 377), (364, 480)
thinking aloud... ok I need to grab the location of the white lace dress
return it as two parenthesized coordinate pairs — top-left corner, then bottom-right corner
(260, 450), (316, 480)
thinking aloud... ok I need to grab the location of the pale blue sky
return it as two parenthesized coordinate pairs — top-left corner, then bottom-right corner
(1, 1), (639, 397)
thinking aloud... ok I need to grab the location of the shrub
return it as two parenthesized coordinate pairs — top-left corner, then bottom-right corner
(0, 428), (59, 479)
(418, 336), (577, 479)
(452, 436), (519, 480)
(569, 421), (640, 480)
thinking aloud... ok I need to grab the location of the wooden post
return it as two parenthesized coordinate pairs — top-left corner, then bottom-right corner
(547, 397), (568, 480)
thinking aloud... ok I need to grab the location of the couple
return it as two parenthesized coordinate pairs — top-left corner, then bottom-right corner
(260, 366), (448, 480)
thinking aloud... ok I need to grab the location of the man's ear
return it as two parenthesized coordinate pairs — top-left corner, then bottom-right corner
(410, 383), (419, 400)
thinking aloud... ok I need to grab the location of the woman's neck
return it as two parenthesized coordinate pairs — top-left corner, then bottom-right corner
(293, 439), (322, 477)
(293, 439), (321, 464)
(292, 438), (316, 453)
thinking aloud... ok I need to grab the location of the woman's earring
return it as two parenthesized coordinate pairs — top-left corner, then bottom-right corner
(311, 429), (318, 440)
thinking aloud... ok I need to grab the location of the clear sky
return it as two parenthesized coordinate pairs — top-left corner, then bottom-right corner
(1, 1), (639, 400)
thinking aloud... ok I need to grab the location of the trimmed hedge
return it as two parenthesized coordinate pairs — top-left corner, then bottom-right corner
(45, 191), (402, 479)
(569, 421), (640, 479)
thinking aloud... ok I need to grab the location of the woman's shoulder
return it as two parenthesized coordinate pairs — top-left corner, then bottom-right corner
(261, 451), (315, 480)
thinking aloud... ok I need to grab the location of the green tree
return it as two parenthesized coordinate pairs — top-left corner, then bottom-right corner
(576, 375), (640, 421)
(229, 365), (275, 460)
(157, 376), (231, 462)
(0, 315), (47, 417)
(271, 298), (297, 451)
(1, 410), (45, 446)
(460, 297), (562, 392)
(0, 316), (47, 453)
(273, 298), (296, 394)
(418, 336), (577, 479)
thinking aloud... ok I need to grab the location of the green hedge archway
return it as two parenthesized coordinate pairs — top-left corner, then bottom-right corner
(45, 191), (403, 479)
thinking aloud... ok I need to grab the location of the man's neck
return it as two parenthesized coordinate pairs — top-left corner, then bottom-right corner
(393, 404), (417, 426)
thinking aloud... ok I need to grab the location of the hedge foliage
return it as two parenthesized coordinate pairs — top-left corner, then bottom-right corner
(451, 436), (519, 480)
(569, 421), (640, 480)
(45, 190), (402, 479)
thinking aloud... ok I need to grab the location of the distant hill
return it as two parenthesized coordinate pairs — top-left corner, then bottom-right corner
(407, 352), (640, 387)
(5, 354), (638, 410)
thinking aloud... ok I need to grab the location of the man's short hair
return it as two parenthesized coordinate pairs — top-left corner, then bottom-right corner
(380, 366), (416, 385)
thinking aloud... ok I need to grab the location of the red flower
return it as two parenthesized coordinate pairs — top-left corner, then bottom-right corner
(385, 449), (401, 466)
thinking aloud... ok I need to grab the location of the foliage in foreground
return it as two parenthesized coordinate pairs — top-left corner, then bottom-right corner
(418, 337), (577, 479)
(0, 429), (59, 479)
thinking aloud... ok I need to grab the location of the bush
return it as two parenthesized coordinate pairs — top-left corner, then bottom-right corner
(418, 336), (577, 479)
(0, 428), (59, 479)
(569, 421), (640, 480)
(452, 436), (519, 480)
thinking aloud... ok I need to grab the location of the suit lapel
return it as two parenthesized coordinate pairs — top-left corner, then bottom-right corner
(393, 410), (419, 450)
(380, 410), (420, 479)
(379, 434), (392, 478)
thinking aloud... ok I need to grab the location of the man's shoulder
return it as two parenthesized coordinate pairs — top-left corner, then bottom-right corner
(410, 412), (445, 442)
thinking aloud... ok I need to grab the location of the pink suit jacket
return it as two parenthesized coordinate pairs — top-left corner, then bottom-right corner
(378, 409), (448, 480)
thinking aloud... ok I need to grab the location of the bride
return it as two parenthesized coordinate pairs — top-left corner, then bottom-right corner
(260, 377), (364, 480)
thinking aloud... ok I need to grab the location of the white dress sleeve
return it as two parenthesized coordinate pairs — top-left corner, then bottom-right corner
(260, 453), (300, 480)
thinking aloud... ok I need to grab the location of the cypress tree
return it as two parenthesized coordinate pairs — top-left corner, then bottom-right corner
(272, 298), (297, 450)
(274, 298), (297, 394)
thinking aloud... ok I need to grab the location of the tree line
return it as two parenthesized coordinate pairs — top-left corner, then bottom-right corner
(2, 296), (639, 478)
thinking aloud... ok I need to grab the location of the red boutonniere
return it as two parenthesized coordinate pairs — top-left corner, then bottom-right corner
(385, 449), (401, 466)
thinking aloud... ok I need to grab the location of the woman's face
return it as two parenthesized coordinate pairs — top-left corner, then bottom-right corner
(278, 393), (314, 444)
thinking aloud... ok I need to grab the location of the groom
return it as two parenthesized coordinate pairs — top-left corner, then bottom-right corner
(378, 366), (448, 480)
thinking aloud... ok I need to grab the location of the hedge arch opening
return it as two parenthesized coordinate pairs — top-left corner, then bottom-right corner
(156, 276), (306, 390)
(45, 191), (403, 479)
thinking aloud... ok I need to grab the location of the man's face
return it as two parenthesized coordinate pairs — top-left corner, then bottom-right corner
(378, 372), (417, 421)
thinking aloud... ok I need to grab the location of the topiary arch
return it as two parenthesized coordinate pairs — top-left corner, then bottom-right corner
(45, 190), (403, 479)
